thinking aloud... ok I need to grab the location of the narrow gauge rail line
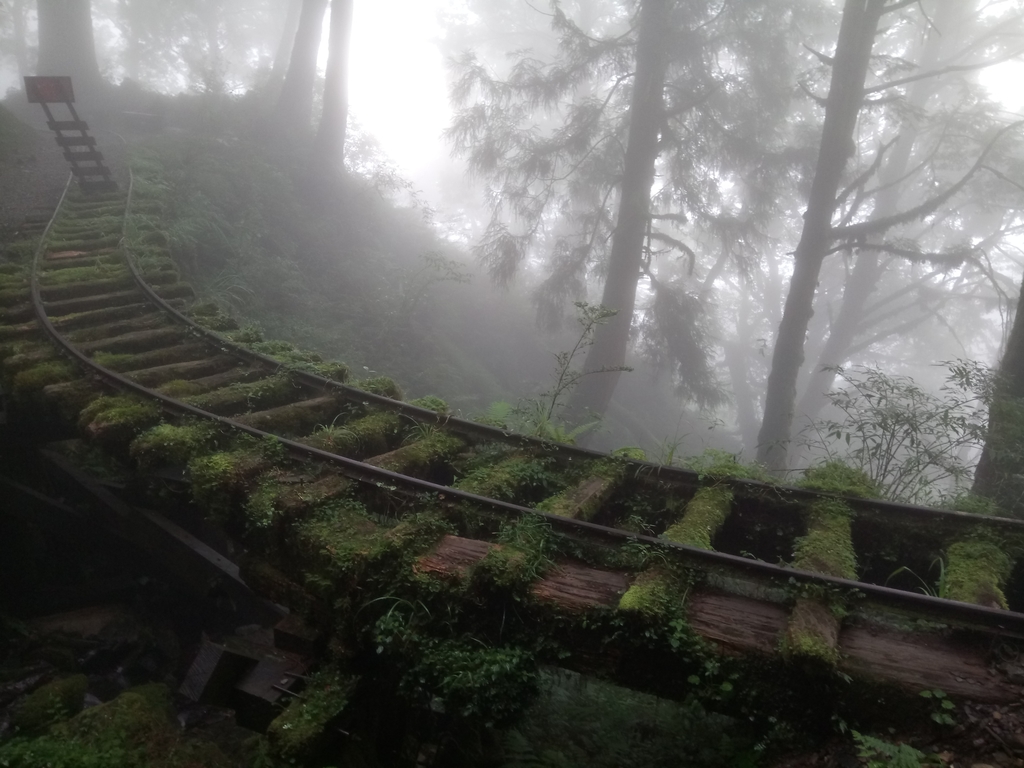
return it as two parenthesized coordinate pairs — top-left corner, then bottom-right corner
(17, 170), (1024, 698)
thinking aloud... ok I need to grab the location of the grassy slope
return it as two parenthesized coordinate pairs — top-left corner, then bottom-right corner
(131, 129), (551, 414)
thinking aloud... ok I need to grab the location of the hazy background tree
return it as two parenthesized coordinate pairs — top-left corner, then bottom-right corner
(315, 0), (354, 172)
(756, 0), (1024, 471)
(36, 0), (101, 91)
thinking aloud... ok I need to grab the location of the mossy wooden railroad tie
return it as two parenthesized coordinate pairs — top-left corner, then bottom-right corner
(4, 167), (1024, 713)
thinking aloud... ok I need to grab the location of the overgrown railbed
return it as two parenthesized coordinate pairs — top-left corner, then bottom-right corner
(3, 163), (1024, 764)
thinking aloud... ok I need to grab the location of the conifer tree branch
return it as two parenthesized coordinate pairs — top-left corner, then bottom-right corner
(830, 120), (1024, 240)
(864, 48), (1024, 94)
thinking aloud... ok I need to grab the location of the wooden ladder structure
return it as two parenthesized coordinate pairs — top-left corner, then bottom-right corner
(25, 76), (118, 195)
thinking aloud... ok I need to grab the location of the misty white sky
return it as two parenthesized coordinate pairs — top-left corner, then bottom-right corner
(344, 2), (1024, 205)
(345, 1), (453, 201)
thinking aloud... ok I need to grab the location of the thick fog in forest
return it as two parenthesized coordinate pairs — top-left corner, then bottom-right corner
(3, 0), (1024, 506)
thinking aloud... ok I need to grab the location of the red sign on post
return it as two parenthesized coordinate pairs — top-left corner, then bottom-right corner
(24, 76), (75, 104)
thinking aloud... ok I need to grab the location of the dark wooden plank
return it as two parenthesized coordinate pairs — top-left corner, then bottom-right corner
(532, 564), (629, 610)
(55, 136), (96, 147)
(687, 591), (789, 655)
(78, 180), (119, 194)
(48, 120), (89, 131)
(415, 535), (493, 580)
(71, 166), (113, 178)
(63, 150), (104, 162)
(839, 623), (1022, 703)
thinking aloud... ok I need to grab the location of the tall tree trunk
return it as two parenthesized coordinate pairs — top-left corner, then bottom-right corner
(268, 0), (304, 100)
(755, 0), (886, 471)
(36, 0), (101, 92)
(314, 0), (354, 172)
(566, 0), (672, 421)
(973, 277), (1024, 515)
(10, 0), (31, 78)
(276, 0), (329, 131)
(117, 0), (144, 82)
(793, 0), (964, 429)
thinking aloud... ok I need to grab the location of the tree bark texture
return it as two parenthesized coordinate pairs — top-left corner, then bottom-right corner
(268, 0), (304, 99)
(276, 0), (328, 130)
(315, 0), (354, 172)
(793, 0), (966, 430)
(36, 0), (101, 90)
(755, 0), (886, 471)
(973, 276), (1024, 513)
(567, 0), (673, 421)
(10, 0), (31, 78)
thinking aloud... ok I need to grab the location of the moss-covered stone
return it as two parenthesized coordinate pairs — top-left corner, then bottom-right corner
(791, 499), (857, 580)
(12, 674), (88, 733)
(944, 537), (1013, 608)
(663, 486), (734, 550)
(266, 671), (355, 761)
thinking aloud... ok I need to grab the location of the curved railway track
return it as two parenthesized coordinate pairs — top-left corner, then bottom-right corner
(5, 170), (1024, 708)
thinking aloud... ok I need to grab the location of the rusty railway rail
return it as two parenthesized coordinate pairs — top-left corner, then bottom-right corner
(5, 169), (1024, 708)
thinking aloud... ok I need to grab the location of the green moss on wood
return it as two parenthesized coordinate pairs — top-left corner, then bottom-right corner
(798, 461), (878, 498)
(266, 670), (355, 761)
(130, 421), (224, 470)
(368, 431), (465, 475)
(12, 360), (77, 400)
(0, 287), (29, 307)
(39, 264), (126, 285)
(783, 597), (841, 664)
(945, 538), (1013, 608)
(245, 472), (352, 531)
(42, 379), (103, 420)
(356, 375), (402, 399)
(79, 395), (162, 446)
(183, 372), (299, 415)
(155, 379), (205, 398)
(409, 395), (449, 414)
(685, 449), (768, 481)
(618, 567), (686, 618)
(0, 687), (233, 768)
(791, 499), (857, 580)
(456, 454), (561, 501)
(536, 459), (626, 520)
(945, 493), (1005, 517)
(12, 674), (88, 733)
(188, 447), (269, 518)
(301, 409), (403, 458)
(663, 486), (734, 550)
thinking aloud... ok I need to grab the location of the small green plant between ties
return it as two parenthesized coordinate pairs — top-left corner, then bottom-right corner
(483, 301), (631, 443)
